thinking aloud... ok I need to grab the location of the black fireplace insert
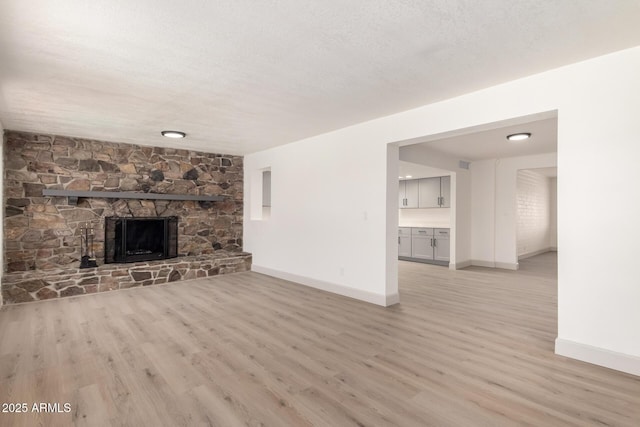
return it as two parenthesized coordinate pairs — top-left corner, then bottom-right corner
(104, 216), (178, 264)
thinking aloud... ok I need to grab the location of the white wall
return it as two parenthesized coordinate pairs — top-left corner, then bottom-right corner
(245, 133), (396, 306)
(470, 153), (557, 269)
(470, 159), (496, 265)
(517, 170), (552, 258)
(245, 46), (640, 375)
(452, 171), (472, 269)
(549, 177), (557, 249)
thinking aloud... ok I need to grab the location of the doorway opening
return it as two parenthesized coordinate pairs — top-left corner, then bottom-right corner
(390, 110), (558, 341)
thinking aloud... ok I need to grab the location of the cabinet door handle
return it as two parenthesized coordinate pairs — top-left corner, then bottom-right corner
(398, 236), (400, 244)
(433, 238), (437, 247)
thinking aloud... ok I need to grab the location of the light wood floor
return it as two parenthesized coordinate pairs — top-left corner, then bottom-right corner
(1, 252), (639, 426)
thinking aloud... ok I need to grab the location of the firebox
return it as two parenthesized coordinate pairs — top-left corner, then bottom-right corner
(104, 216), (178, 264)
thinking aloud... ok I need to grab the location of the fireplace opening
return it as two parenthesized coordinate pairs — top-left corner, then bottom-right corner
(105, 216), (178, 264)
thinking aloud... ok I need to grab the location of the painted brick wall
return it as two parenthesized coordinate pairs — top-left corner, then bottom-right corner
(516, 170), (552, 257)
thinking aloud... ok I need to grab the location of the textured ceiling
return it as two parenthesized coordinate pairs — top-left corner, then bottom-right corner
(1, 1), (639, 155)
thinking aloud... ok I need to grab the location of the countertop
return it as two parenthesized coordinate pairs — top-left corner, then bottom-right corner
(399, 224), (450, 229)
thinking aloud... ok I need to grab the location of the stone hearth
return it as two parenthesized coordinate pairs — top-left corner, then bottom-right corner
(1, 251), (252, 304)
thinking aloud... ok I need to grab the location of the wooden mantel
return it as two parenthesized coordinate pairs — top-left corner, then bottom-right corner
(42, 189), (224, 205)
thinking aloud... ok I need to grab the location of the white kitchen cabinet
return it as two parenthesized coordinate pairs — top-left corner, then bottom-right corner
(398, 227), (412, 257)
(400, 176), (450, 209)
(399, 227), (449, 265)
(418, 178), (441, 208)
(440, 176), (451, 208)
(406, 180), (419, 208)
(433, 228), (450, 262)
(411, 235), (433, 259)
(399, 180), (419, 208)
(411, 228), (434, 259)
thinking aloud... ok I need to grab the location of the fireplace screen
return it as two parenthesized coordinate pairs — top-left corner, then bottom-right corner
(104, 216), (178, 264)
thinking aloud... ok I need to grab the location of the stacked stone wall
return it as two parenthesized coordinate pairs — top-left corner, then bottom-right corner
(3, 131), (244, 273)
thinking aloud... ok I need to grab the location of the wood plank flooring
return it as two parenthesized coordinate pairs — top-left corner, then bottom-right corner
(1, 252), (639, 426)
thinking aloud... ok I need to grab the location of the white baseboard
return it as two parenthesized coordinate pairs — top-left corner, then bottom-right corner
(385, 292), (400, 306)
(555, 338), (640, 377)
(251, 265), (395, 307)
(470, 260), (519, 270)
(471, 259), (495, 268)
(449, 260), (471, 270)
(518, 247), (555, 260)
(495, 261), (519, 270)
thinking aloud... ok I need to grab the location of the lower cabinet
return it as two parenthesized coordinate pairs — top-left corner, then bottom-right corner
(398, 227), (412, 257)
(411, 228), (434, 259)
(399, 227), (450, 266)
(433, 228), (450, 262)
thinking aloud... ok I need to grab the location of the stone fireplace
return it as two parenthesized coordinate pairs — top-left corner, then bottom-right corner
(1, 131), (251, 304)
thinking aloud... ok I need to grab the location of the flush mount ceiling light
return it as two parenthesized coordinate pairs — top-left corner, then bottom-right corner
(506, 132), (531, 141)
(161, 130), (186, 138)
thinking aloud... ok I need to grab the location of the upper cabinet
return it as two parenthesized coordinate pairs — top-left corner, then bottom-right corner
(440, 176), (451, 208)
(400, 176), (451, 209)
(399, 179), (419, 208)
(418, 177), (441, 208)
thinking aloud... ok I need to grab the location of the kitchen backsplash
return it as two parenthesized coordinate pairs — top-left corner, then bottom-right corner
(398, 208), (451, 228)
